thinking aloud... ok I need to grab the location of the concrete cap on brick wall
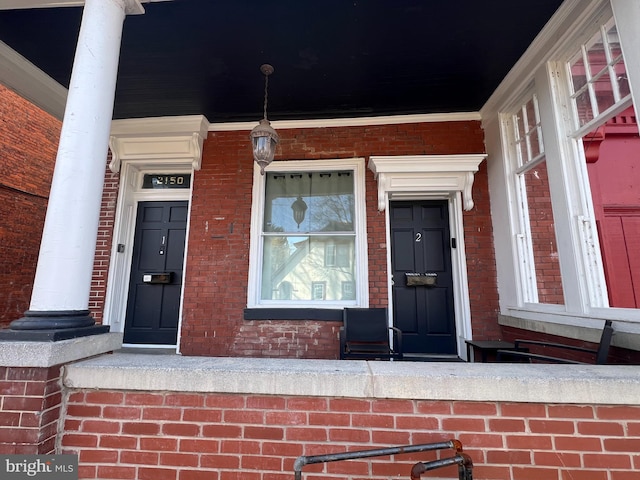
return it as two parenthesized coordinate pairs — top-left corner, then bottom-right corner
(63, 353), (640, 405)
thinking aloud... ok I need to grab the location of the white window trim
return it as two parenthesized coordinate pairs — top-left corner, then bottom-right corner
(247, 158), (369, 309)
(502, 93), (549, 306)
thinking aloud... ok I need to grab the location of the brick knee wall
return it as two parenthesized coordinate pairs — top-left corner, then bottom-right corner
(62, 389), (640, 480)
(0, 366), (63, 454)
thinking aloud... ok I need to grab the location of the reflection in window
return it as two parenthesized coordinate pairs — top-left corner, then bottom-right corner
(341, 281), (355, 300)
(260, 171), (356, 302)
(567, 17), (640, 309)
(581, 107), (640, 308)
(569, 19), (631, 130)
(278, 281), (292, 300)
(312, 282), (326, 301)
(512, 95), (564, 305)
(522, 162), (564, 304)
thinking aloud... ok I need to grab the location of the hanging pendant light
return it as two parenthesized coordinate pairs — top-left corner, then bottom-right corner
(250, 64), (279, 175)
(291, 195), (308, 228)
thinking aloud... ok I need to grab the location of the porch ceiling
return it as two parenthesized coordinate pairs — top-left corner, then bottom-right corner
(0, 0), (564, 123)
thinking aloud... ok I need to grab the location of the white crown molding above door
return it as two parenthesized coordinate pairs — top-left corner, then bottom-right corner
(368, 154), (486, 211)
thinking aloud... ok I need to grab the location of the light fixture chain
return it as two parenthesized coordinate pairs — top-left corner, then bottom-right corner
(263, 74), (269, 120)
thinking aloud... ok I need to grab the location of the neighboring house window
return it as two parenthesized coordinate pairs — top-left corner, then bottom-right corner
(341, 281), (354, 300)
(312, 282), (326, 300)
(507, 94), (564, 305)
(325, 242), (351, 267)
(325, 244), (337, 267)
(248, 158), (369, 308)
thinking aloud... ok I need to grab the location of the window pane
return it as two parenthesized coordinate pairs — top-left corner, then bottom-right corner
(594, 70), (615, 115)
(523, 161), (564, 305)
(514, 96), (544, 165)
(615, 61), (630, 98)
(586, 31), (607, 79)
(606, 24), (622, 60)
(264, 172), (354, 232)
(261, 235), (355, 301)
(570, 55), (588, 93)
(582, 106), (640, 308)
(525, 99), (537, 133)
(574, 89), (595, 127)
(529, 127), (542, 159)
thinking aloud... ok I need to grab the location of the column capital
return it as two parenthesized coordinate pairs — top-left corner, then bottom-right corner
(0, 0), (157, 15)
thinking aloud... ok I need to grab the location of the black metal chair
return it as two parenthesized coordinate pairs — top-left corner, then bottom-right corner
(339, 307), (403, 360)
(496, 320), (614, 364)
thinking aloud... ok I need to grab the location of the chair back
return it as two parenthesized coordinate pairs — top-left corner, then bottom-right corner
(595, 320), (614, 364)
(343, 308), (389, 343)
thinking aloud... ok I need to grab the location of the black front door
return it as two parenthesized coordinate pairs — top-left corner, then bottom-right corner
(389, 200), (457, 355)
(123, 201), (188, 345)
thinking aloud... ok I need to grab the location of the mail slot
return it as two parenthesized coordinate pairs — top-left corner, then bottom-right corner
(405, 272), (437, 287)
(142, 272), (172, 284)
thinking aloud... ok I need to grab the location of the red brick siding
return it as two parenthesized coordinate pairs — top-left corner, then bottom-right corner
(0, 366), (63, 454)
(181, 121), (494, 357)
(463, 160), (501, 340)
(90, 156), (119, 324)
(62, 389), (640, 480)
(524, 161), (564, 304)
(0, 85), (61, 328)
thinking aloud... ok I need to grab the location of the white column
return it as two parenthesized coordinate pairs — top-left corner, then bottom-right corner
(611, 0), (640, 116)
(11, 0), (141, 332)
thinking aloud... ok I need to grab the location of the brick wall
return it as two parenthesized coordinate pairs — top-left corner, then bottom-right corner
(0, 85), (61, 328)
(61, 389), (640, 480)
(0, 366), (63, 454)
(90, 157), (119, 324)
(524, 160), (564, 305)
(180, 120), (496, 356)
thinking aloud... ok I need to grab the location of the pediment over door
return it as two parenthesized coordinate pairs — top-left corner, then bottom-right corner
(108, 115), (209, 173)
(368, 154), (486, 211)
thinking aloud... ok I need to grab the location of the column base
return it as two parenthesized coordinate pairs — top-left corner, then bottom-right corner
(0, 310), (110, 342)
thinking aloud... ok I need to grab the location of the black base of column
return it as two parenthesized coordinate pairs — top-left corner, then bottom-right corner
(0, 310), (110, 342)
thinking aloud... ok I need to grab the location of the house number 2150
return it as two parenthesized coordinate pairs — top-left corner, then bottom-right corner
(415, 233), (422, 242)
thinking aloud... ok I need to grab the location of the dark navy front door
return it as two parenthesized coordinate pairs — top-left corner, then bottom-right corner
(123, 201), (187, 345)
(389, 200), (457, 354)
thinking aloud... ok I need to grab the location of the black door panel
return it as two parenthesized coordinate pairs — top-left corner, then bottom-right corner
(390, 200), (456, 354)
(123, 201), (187, 345)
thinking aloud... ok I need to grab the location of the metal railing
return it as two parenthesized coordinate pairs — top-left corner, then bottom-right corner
(293, 439), (473, 480)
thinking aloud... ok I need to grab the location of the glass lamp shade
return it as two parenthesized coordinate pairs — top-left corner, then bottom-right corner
(250, 118), (279, 174)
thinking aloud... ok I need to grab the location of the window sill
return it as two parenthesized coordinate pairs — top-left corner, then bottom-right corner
(244, 308), (343, 321)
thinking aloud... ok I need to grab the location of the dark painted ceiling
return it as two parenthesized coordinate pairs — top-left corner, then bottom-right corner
(0, 0), (565, 123)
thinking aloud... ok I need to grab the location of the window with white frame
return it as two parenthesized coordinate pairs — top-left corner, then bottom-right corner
(508, 94), (565, 305)
(565, 16), (640, 309)
(248, 158), (368, 308)
(568, 18), (631, 132)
